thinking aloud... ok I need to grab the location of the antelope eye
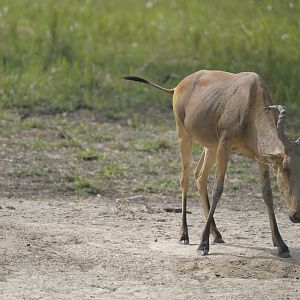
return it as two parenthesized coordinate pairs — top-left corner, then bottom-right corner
(282, 161), (290, 174)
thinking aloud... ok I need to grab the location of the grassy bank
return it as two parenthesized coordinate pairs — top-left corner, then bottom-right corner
(0, 0), (299, 117)
(0, 109), (266, 200)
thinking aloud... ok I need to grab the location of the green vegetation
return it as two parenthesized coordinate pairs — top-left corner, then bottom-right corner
(66, 174), (102, 195)
(134, 137), (173, 152)
(77, 149), (102, 161)
(135, 176), (179, 194)
(99, 163), (127, 179)
(0, 0), (299, 117)
(1, 110), (266, 200)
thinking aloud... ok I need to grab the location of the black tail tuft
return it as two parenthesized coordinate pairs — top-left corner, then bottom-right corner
(123, 76), (149, 84)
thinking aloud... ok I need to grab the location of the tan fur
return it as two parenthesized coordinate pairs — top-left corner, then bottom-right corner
(124, 70), (300, 257)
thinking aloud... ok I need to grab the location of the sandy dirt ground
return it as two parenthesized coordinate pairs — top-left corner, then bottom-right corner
(1, 192), (300, 300)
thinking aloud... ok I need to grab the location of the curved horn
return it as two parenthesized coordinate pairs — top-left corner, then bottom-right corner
(265, 105), (293, 148)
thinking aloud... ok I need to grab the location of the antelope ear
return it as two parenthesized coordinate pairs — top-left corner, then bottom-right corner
(255, 154), (283, 169)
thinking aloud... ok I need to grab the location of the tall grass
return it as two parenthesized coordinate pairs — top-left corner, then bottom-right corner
(0, 0), (299, 117)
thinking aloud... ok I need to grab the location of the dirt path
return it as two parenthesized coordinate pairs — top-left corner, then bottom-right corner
(1, 193), (300, 300)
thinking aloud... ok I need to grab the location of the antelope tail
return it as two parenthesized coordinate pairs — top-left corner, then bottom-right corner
(123, 76), (175, 95)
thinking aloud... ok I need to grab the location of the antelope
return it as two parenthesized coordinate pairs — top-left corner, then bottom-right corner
(124, 70), (300, 258)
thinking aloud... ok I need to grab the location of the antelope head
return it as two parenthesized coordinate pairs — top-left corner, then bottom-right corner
(262, 105), (300, 223)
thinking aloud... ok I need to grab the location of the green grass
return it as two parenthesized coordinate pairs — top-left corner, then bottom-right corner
(89, 133), (115, 143)
(99, 164), (127, 179)
(0, 0), (299, 117)
(66, 174), (103, 195)
(135, 176), (179, 194)
(20, 119), (46, 129)
(1, 110), (282, 201)
(77, 149), (103, 161)
(134, 137), (173, 152)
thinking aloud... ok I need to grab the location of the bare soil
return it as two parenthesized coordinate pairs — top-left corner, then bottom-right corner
(0, 111), (300, 299)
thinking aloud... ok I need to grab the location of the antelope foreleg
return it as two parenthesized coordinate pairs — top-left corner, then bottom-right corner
(197, 139), (230, 256)
(195, 148), (224, 243)
(258, 163), (290, 258)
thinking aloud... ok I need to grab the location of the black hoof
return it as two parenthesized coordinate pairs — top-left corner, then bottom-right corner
(196, 241), (209, 256)
(179, 232), (189, 245)
(179, 239), (189, 245)
(196, 248), (209, 256)
(278, 245), (290, 258)
(212, 237), (225, 244)
(279, 251), (291, 258)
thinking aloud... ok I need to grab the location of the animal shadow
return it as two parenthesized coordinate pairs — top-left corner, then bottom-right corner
(213, 242), (300, 266)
